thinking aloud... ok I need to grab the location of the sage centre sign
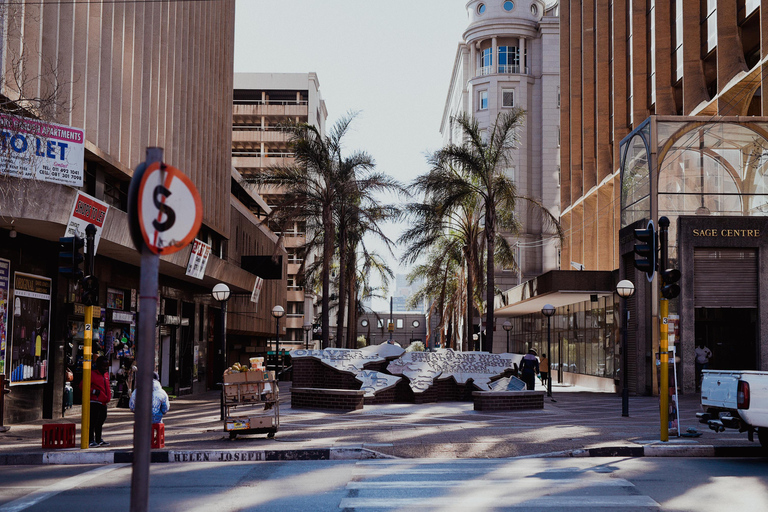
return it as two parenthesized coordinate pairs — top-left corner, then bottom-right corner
(0, 113), (85, 187)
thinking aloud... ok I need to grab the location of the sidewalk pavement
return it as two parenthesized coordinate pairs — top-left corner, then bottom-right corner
(0, 381), (763, 464)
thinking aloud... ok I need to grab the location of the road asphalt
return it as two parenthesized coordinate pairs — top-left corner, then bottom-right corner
(1, 381), (764, 464)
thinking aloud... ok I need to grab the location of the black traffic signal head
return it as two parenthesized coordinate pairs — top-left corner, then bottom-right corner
(660, 268), (681, 299)
(633, 220), (656, 281)
(81, 275), (99, 306)
(58, 235), (84, 280)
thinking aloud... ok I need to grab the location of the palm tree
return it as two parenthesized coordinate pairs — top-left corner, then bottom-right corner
(422, 110), (562, 352)
(400, 196), (484, 351)
(406, 241), (464, 350)
(334, 170), (402, 348)
(246, 114), (356, 348)
(247, 112), (402, 349)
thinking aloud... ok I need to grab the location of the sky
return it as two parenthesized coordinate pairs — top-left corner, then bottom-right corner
(234, 0), (470, 309)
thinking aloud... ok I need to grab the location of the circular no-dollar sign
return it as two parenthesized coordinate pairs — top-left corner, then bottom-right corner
(137, 162), (202, 255)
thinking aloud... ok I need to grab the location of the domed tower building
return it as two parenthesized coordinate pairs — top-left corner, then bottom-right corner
(441, 1), (561, 350)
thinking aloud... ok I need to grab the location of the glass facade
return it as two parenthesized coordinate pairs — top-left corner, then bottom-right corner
(504, 295), (620, 380)
(621, 119), (768, 260)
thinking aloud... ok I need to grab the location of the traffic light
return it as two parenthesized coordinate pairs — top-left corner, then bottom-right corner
(660, 268), (681, 299)
(58, 235), (84, 280)
(81, 275), (99, 306)
(633, 220), (656, 281)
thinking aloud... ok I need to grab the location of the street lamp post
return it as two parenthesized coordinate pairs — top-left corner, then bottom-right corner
(502, 321), (512, 353)
(616, 279), (635, 417)
(541, 304), (556, 399)
(303, 323), (311, 350)
(272, 305), (285, 377)
(211, 283), (231, 420)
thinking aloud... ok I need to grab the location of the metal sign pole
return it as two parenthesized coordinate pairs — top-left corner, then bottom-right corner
(130, 147), (163, 512)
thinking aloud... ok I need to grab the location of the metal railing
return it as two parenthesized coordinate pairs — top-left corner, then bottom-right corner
(233, 99), (309, 106)
(477, 65), (530, 76)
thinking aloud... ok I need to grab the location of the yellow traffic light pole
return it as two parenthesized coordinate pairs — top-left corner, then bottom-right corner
(80, 305), (92, 449)
(659, 298), (669, 442)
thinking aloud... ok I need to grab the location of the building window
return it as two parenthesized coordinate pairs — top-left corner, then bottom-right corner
(498, 46), (520, 73)
(478, 3), (486, 14)
(557, 86), (561, 108)
(361, 319), (369, 327)
(396, 319), (403, 329)
(377, 319), (384, 328)
(503, 1), (514, 11)
(502, 89), (515, 107)
(531, 3), (538, 15)
(480, 48), (492, 75)
(479, 90), (488, 110)
(412, 320), (420, 328)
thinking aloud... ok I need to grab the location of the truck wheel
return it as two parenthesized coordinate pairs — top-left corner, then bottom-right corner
(758, 428), (768, 449)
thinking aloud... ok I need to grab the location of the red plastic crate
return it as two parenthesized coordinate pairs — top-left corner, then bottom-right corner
(151, 423), (165, 449)
(42, 423), (76, 449)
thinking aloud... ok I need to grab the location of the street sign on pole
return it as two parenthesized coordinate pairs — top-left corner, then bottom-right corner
(126, 152), (202, 512)
(137, 162), (202, 255)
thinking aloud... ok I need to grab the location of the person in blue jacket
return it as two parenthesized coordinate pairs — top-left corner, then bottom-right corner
(519, 349), (540, 391)
(130, 371), (170, 424)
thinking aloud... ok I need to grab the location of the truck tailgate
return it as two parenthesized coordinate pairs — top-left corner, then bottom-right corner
(700, 370), (740, 409)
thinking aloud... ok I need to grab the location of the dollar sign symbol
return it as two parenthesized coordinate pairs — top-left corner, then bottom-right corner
(153, 185), (176, 232)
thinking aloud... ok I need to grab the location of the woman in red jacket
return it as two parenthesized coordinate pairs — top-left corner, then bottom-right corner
(86, 356), (112, 447)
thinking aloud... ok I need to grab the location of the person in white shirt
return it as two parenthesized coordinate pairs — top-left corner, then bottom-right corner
(695, 344), (712, 392)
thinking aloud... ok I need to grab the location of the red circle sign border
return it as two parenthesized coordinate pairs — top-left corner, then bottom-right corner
(137, 162), (202, 255)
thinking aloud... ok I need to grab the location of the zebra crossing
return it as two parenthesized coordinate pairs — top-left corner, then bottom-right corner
(338, 459), (660, 511)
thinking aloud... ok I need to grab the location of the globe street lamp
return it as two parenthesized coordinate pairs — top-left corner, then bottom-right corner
(271, 305), (285, 377)
(541, 304), (556, 399)
(502, 320), (512, 353)
(303, 323), (312, 350)
(616, 279), (635, 417)
(211, 283), (231, 420)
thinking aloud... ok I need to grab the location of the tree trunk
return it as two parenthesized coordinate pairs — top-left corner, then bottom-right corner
(465, 246), (473, 352)
(321, 206), (334, 349)
(335, 225), (347, 348)
(347, 273), (356, 349)
(485, 210), (495, 353)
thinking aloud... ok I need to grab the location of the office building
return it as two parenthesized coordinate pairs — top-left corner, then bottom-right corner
(232, 73), (328, 350)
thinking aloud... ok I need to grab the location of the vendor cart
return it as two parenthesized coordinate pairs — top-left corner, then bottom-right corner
(222, 373), (279, 440)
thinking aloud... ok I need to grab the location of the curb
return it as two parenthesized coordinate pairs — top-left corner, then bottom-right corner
(0, 447), (390, 465)
(0, 444), (763, 465)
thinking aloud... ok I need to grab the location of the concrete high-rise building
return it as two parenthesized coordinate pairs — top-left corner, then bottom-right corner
(1, 1), (287, 422)
(441, 1), (561, 351)
(232, 73), (328, 349)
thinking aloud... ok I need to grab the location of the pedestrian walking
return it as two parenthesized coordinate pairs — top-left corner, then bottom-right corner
(519, 349), (540, 390)
(130, 371), (170, 424)
(539, 353), (550, 387)
(80, 356), (112, 447)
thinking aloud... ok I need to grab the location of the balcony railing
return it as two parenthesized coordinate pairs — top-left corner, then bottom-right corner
(477, 65), (530, 76)
(234, 99), (309, 106)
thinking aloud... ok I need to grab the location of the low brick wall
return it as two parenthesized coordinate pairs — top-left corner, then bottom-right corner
(364, 386), (397, 405)
(291, 388), (365, 411)
(292, 359), (362, 390)
(472, 390), (545, 411)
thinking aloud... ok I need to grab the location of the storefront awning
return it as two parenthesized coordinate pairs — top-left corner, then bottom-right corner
(494, 270), (617, 317)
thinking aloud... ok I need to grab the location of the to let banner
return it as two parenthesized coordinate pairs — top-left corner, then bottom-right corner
(0, 113), (85, 186)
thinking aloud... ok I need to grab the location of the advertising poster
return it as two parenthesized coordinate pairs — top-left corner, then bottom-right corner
(251, 276), (264, 307)
(0, 113), (85, 186)
(64, 192), (110, 253)
(9, 273), (51, 385)
(0, 258), (10, 375)
(185, 239), (211, 280)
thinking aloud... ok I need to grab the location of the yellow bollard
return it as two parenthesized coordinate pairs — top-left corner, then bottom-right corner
(80, 305), (93, 449)
(660, 299), (669, 442)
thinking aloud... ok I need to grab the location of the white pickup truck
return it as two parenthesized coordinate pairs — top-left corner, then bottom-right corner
(698, 369), (768, 448)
